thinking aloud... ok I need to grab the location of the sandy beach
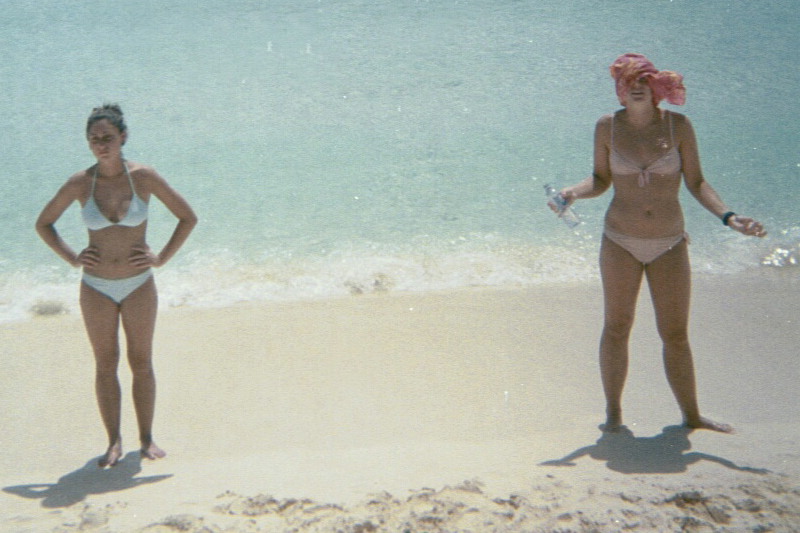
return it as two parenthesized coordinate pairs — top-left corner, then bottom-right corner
(2, 273), (798, 532)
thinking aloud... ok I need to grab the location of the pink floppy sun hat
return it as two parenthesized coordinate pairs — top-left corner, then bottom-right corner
(609, 53), (686, 106)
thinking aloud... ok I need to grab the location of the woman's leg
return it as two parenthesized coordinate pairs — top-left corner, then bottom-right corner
(119, 276), (166, 458)
(80, 282), (124, 467)
(599, 235), (645, 431)
(645, 240), (732, 432)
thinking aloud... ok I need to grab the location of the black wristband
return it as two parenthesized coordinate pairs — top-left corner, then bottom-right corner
(722, 211), (736, 226)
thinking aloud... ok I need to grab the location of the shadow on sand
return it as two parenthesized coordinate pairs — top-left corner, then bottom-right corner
(540, 425), (769, 474)
(3, 452), (172, 508)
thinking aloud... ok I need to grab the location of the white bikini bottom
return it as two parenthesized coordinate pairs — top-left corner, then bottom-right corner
(82, 269), (153, 304)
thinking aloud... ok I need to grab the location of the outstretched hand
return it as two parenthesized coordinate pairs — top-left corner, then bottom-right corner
(729, 215), (767, 238)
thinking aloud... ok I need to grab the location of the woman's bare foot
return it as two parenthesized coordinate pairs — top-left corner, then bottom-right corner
(99, 440), (123, 468)
(685, 416), (734, 434)
(141, 441), (166, 460)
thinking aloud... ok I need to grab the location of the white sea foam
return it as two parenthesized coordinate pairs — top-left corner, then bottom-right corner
(4, 226), (791, 325)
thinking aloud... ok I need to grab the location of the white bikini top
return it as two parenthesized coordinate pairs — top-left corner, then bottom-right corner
(82, 163), (148, 231)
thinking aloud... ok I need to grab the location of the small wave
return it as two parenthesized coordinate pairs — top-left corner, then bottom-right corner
(0, 236), (597, 324)
(30, 300), (70, 317)
(0, 268), (82, 324)
(154, 236), (600, 311)
(1, 230), (783, 325)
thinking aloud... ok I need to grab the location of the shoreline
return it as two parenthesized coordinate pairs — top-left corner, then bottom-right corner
(2, 275), (798, 531)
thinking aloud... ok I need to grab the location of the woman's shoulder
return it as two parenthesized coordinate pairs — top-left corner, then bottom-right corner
(595, 112), (620, 130)
(665, 109), (691, 125)
(125, 160), (158, 176)
(67, 166), (92, 181)
(127, 161), (163, 182)
(597, 112), (616, 125)
(594, 113), (615, 139)
(44, 168), (91, 204)
(63, 167), (92, 192)
(664, 110), (696, 138)
(126, 161), (168, 192)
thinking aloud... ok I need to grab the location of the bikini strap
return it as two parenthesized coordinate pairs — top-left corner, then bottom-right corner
(667, 110), (675, 146)
(89, 166), (98, 195)
(610, 114), (616, 150)
(123, 162), (137, 195)
(90, 162), (137, 199)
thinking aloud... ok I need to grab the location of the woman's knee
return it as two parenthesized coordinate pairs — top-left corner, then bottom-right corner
(658, 325), (690, 349)
(126, 348), (154, 373)
(603, 314), (635, 341)
(93, 347), (121, 371)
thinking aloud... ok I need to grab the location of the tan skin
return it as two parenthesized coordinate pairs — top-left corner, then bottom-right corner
(556, 77), (765, 433)
(36, 119), (197, 466)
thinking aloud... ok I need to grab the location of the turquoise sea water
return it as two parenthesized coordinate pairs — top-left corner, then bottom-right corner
(1, 0), (797, 323)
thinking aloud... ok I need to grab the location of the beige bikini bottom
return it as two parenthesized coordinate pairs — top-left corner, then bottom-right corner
(603, 227), (688, 265)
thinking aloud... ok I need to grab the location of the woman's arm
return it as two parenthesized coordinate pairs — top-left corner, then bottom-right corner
(130, 168), (198, 268)
(678, 115), (766, 237)
(561, 116), (614, 205)
(35, 176), (92, 267)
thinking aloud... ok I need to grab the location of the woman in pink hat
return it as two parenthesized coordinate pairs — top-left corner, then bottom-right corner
(555, 53), (765, 433)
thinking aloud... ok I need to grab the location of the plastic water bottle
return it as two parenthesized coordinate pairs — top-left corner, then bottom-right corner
(544, 184), (580, 229)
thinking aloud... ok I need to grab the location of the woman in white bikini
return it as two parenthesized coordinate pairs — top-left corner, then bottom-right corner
(555, 54), (765, 433)
(36, 104), (197, 466)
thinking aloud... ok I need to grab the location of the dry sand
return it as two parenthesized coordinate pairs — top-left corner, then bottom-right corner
(1, 274), (798, 532)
